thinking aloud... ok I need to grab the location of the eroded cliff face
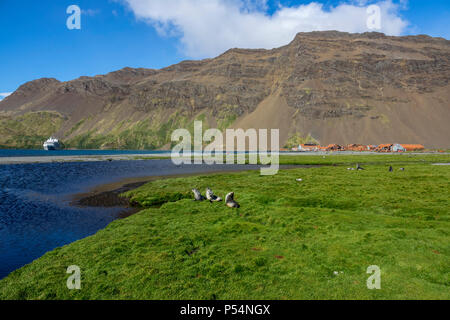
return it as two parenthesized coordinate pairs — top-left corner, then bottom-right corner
(1, 31), (449, 149)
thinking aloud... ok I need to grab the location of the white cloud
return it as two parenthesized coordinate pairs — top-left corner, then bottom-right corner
(122, 0), (409, 58)
(0, 92), (12, 100)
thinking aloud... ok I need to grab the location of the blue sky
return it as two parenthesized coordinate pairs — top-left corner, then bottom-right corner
(0, 0), (448, 97)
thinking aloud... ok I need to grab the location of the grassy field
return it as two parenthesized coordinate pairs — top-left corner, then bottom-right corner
(0, 154), (449, 299)
(137, 153), (450, 165)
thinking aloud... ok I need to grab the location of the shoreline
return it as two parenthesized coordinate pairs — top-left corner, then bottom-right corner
(70, 165), (308, 211)
(71, 172), (213, 208)
(0, 153), (171, 165)
(1, 151), (448, 165)
(70, 171), (260, 220)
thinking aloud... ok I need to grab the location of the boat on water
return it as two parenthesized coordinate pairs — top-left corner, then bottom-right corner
(43, 137), (61, 150)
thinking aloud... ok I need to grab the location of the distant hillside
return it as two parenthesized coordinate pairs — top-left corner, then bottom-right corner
(1, 31), (449, 149)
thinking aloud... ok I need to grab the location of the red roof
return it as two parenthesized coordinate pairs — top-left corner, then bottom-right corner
(400, 144), (425, 151)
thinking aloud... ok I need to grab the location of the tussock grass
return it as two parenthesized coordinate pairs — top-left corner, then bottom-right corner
(0, 155), (449, 300)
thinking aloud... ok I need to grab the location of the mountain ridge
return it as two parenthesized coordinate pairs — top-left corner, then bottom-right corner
(1, 31), (449, 149)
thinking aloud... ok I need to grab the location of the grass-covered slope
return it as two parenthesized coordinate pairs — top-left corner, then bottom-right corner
(0, 155), (449, 299)
(0, 111), (64, 149)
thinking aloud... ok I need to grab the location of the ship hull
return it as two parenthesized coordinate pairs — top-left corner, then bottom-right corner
(43, 143), (61, 151)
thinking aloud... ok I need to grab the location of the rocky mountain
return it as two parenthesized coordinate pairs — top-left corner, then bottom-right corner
(1, 31), (449, 149)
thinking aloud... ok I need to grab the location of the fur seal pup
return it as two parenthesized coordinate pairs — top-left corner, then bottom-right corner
(206, 188), (222, 202)
(192, 189), (206, 201)
(225, 192), (240, 208)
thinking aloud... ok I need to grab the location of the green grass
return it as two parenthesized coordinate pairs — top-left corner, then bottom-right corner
(276, 153), (450, 166)
(0, 154), (449, 300)
(0, 111), (64, 149)
(64, 111), (209, 150)
(184, 153), (450, 167)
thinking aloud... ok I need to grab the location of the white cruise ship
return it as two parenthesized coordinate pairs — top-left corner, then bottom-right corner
(43, 137), (61, 150)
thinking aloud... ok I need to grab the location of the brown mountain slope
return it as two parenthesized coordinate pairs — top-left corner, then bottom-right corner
(1, 31), (449, 149)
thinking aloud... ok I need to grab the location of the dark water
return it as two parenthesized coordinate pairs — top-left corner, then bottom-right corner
(0, 149), (169, 157)
(0, 159), (260, 279)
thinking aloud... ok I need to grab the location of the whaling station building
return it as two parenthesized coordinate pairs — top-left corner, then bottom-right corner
(289, 143), (425, 153)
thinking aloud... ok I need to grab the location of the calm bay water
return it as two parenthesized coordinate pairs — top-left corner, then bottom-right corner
(0, 149), (169, 157)
(0, 159), (260, 279)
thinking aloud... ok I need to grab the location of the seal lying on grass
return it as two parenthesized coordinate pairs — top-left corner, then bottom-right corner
(225, 192), (240, 208)
(206, 188), (222, 202)
(192, 189), (206, 201)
